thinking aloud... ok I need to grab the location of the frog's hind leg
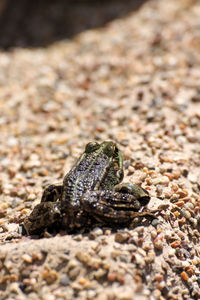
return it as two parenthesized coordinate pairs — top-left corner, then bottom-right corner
(41, 183), (62, 202)
(23, 202), (61, 235)
(80, 190), (155, 224)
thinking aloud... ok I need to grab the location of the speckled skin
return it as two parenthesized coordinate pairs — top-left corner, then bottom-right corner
(24, 141), (155, 235)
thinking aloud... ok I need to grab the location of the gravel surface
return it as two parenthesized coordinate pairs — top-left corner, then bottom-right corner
(1, 0), (200, 299)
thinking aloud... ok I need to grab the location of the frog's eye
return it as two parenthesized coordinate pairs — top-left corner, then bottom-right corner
(114, 146), (119, 154)
(85, 142), (100, 153)
(103, 142), (119, 157)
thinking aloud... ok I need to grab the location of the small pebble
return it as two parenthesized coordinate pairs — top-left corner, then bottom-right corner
(151, 219), (159, 227)
(154, 274), (164, 283)
(78, 277), (87, 285)
(107, 272), (117, 282)
(154, 239), (163, 251)
(93, 268), (107, 280)
(76, 251), (90, 264)
(137, 248), (146, 257)
(170, 241), (181, 248)
(89, 227), (103, 239)
(151, 230), (157, 239)
(180, 271), (189, 281)
(147, 252), (155, 263)
(42, 268), (59, 284)
(184, 202), (194, 210)
(152, 289), (161, 298)
(185, 266), (194, 277)
(68, 267), (80, 280)
(134, 275), (142, 283)
(181, 209), (191, 219)
(27, 193), (36, 201)
(115, 232), (129, 243)
(22, 254), (32, 263)
(60, 274), (70, 286)
(156, 280), (165, 290)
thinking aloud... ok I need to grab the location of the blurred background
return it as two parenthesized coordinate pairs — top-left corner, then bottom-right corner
(0, 0), (147, 49)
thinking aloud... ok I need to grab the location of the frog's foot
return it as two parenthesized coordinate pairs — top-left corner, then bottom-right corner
(73, 211), (93, 229)
(114, 183), (150, 206)
(23, 202), (61, 235)
(80, 190), (153, 224)
(41, 184), (62, 202)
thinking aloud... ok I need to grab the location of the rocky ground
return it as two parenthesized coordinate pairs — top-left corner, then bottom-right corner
(1, 0), (200, 299)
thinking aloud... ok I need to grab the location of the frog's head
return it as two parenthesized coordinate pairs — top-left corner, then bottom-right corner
(85, 141), (124, 184)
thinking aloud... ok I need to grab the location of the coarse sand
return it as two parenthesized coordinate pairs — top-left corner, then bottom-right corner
(0, 0), (200, 299)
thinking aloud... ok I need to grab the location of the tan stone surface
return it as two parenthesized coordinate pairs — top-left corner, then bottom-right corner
(1, 0), (200, 299)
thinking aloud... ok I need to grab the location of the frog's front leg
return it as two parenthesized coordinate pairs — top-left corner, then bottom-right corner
(114, 183), (150, 207)
(41, 183), (62, 202)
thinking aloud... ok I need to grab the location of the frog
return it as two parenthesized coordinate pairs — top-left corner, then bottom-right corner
(23, 141), (158, 235)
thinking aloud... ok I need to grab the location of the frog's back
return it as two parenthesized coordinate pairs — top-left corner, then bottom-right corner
(62, 151), (111, 203)
(61, 141), (123, 205)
